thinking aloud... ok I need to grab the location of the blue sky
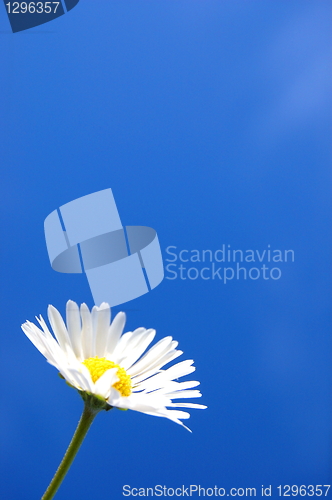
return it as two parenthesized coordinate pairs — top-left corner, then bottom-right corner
(0, 1), (331, 499)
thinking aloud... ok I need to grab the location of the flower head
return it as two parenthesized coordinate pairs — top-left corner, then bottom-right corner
(22, 301), (206, 430)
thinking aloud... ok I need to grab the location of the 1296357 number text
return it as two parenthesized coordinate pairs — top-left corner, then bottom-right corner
(5, 2), (60, 14)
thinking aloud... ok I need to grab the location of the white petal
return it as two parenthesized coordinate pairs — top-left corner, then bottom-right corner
(141, 409), (192, 432)
(22, 322), (56, 364)
(164, 390), (202, 399)
(35, 315), (55, 341)
(112, 330), (135, 358)
(119, 329), (156, 369)
(148, 380), (201, 394)
(66, 301), (82, 360)
(135, 360), (195, 391)
(158, 359), (196, 381)
(94, 368), (118, 399)
(67, 366), (93, 393)
(127, 336), (174, 377)
(105, 312), (126, 357)
(78, 364), (95, 393)
(108, 390), (166, 412)
(22, 321), (69, 368)
(47, 305), (73, 356)
(114, 327), (150, 360)
(130, 349), (183, 384)
(167, 403), (207, 409)
(80, 303), (94, 359)
(94, 303), (111, 358)
(162, 409), (190, 419)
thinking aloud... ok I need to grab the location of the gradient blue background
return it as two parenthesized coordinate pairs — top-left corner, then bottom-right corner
(1, 1), (331, 499)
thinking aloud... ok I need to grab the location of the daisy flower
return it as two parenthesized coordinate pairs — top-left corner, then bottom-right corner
(22, 300), (206, 430)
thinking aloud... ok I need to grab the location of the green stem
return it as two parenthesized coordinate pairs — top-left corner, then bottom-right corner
(41, 403), (97, 500)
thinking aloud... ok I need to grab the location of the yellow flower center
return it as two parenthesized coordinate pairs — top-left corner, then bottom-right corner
(82, 357), (132, 397)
